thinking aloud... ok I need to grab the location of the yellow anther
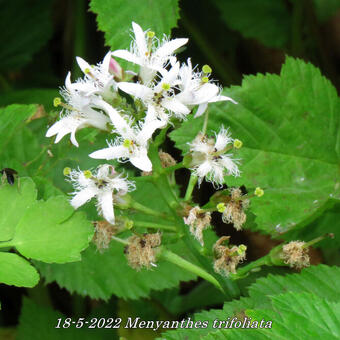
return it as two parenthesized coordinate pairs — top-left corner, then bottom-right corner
(123, 139), (133, 148)
(63, 167), (71, 176)
(83, 170), (92, 179)
(53, 97), (62, 107)
(202, 65), (212, 74)
(216, 203), (226, 213)
(255, 187), (264, 197)
(147, 31), (155, 38)
(162, 83), (171, 91)
(84, 68), (91, 74)
(233, 139), (243, 149)
(201, 76), (209, 83)
(125, 220), (134, 230)
(237, 244), (247, 255)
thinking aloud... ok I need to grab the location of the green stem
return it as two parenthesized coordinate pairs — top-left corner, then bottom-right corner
(202, 110), (209, 135)
(184, 174), (198, 201)
(130, 201), (174, 221)
(111, 235), (129, 245)
(230, 256), (270, 279)
(159, 162), (185, 175)
(154, 126), (170, 148)
(133, 220), (176, 232)
(160, 248), (223, 292)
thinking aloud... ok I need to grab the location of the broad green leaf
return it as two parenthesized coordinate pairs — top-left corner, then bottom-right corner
(283, 202), (340, 249)
(203, 293), (340, 339)
(0, 104), (38, 158)
(0, 252), (39, 288)
(248, 264), (340, 307)
(90, 0), (180, 50)
(0, 0), (53, 71)
(11, 195), (93, 263)
(35, 242), (195, 300)
(161, 265), (340, 339)
(170, 57), (340, 237)
(17, 298), (102, 340)
(212, 0), (291, 48)
(0, 177), (93, 263)
(0, 179), (36, 241)
(0, 89), (58, 112)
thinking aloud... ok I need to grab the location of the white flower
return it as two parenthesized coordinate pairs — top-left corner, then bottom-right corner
(76, 51), (117, 100)
(46, 73), (110, 147)
(118, 62), (190, 123)
(89, 105), (163, 172)
(112, 22), (188, 84)
(189, 127), (240, 186)
(176, 59), (237, 118)
(68, 164), (135, 225)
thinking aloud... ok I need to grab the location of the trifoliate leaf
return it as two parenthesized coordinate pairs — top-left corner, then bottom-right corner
(35, 242), (196, 300)
(170, 57), (340, 237)
(90, 0), (180, 50)
(0, 177), (93, 263)
(0, 0), (53, 71)
(212, 0), (291, 48)
(0, 252), (39, 288)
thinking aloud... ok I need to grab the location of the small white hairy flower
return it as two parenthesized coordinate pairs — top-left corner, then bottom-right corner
(176, 59), (237, 117)
(67, 164), (135, 225)
(112, 22), (188, 84)
(189, 127), (240, 187)
(46, 73), (110, 147)
(89, 106), (163, 172)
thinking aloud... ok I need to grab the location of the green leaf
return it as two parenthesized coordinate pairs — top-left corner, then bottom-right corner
(171, 57), (340, 237)
(0, 0), (53, 71)
(0, 104), (38, 159)
(0, 89), (58, 112)
(0, 177), (93, 263)
(248, 264), (340, 307)
(0, 252), (39, 288)
(90, 0), (180, 50)
(35, 242), (195, 300)
(283, 202), (340, 249)
(212, 0), (291, 48)
(0, 178), (36, 241)
(11, 195), (93, 263)
(161, 265), (340, 339)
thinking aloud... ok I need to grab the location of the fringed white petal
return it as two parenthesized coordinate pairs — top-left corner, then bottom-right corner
(89, 145), (129, 160)
(70, 187), (96, 209)
(97, 190), (115, 225)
